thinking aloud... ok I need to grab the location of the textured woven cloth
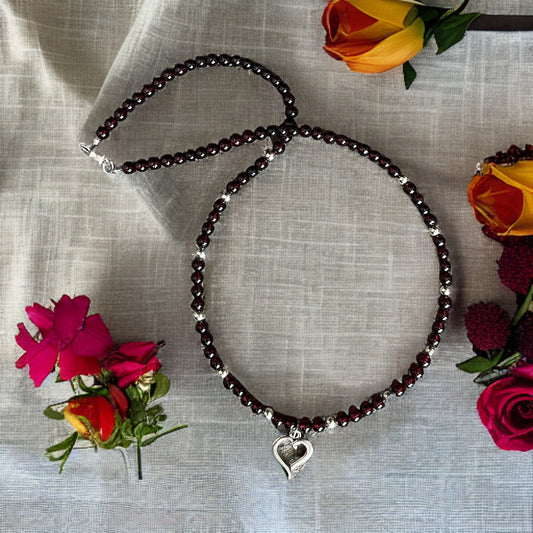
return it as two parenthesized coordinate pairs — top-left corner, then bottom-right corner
(1, 1), (533, 532)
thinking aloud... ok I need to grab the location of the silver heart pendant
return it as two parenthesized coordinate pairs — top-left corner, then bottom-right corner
(272, 430), (313, 480)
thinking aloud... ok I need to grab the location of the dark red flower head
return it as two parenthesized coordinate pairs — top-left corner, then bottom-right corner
(464, 302), (511, 351)
(497, 242), (533, 294)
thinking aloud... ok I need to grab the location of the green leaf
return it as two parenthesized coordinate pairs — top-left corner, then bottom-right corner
(403, 61), (417, 90)
(474, 367), (509, 385)
(43, 404), (66, 420)
(456, 352), (502, 373)
(498, 352), (521, 369)
(433, 12), (481, 55)
(151, 372), (170, 402)
(512, 283), (533, 327)
(46, 432), (78, 473)
(141, 425), (188, 447)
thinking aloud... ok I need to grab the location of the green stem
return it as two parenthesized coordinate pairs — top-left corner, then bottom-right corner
(452, 0), (471, 17)
(511, 283), (533, 327)
(136, 438), (143, 480)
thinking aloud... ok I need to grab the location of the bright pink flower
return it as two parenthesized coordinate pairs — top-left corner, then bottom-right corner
(464, 302), (511, 351)
(15, 295), (113, 387)
(103, 341), (162, 388)
(477, 364), (533, 451)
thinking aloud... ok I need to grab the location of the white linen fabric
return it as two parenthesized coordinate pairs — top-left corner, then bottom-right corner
(1, 1), (533, 532)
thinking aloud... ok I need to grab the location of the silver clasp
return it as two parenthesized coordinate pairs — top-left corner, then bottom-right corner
(79, 142), (121, 175)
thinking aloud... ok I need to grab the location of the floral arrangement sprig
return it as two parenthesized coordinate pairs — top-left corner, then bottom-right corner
(322, 0), (480, 88)
(458, 145), (533, 451)
(15, 294), (186, 479)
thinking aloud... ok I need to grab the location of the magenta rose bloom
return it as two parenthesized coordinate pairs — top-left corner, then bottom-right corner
(477, 364), (533, 451)
(103, 341), (162, 388)
(15, 295), (113, 387)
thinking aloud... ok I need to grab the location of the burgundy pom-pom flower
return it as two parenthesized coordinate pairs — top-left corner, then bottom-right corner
(517, 312), (533, 360)
(497, 242), (533, 295)
(464, 302), (511, 351)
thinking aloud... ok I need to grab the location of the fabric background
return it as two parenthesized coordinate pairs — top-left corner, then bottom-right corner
(1, 1), (532, 532)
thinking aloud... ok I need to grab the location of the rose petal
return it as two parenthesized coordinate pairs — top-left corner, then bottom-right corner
(68, 314), (113, 358)
(15, 323), (38, 352)
(25, 303), (54, 334)
(22, 343), (59, 387)
(116, 358), (161, 389)
(52, 295), (91, 344)
(114, 341), (158, 362)
(58, 349), (101, 381)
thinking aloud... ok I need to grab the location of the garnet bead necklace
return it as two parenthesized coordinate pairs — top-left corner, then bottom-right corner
(191, 125), (452, 480)
(79, 53), (298, 175)
(80, 54), (452, 481)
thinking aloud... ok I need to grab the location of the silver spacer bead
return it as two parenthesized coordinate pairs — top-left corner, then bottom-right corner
(326, 416), (336, 429)
(195, 250), (206, 260)
(92, 137), (101, 147)
(264, 149), (275, 162)
(397, 175), (408, 185)
(221, 193), (231, 203)
(424, 346), (436, 356)
(439, 286), (451, 296)
(194, 312), (206, 322)
(428, 226), (441, 236)
(475, 162), (482, 174)
(218, 366), (229, 378)
(381, 389), (392, 400)
(264, 407), (274, 421)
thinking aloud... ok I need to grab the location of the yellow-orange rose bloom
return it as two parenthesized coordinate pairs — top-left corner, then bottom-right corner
(322, 0), (425, 74)
(467, 160), (533, 236)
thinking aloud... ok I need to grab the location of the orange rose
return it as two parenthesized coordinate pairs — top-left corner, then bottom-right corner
(322, 0), (425, 73)
(64, 395), (116, 442)
(467, 160), (533, 236)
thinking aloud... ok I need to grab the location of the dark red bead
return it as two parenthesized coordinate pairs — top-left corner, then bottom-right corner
(195, 147), (207, 159)
(273, 142), (285, 155)
(174, 63), (187, 76)
(260, 68), (272, 80)
(241, 393), (253, 407)
(233, 382), (245, 397)
(357, 143), (370, 156)
(285, 105), (298, 118)
(416, 351), (431, 367)
(255, 157), (269, 171)
(266, 125), (278, 137)
(371, 394), (385, 410)
(283, 416), (298, 431)
(390, 379), (406, 396)
(436, 308), (449, 321)
(230, 133), (243, 147)
(191, 284), (204, 297)
(195, 320), (209, 333)
(226, 180), (240, 194)
(202, 221), (215, 235)
(336, 135), (348, 146)
(213, 198), (227, 212)
(411, 192), (424, 205)
(122, 99), (136, 112)
(312, 416), (326, 432)
(416, 202), (430, 215)
(432, 234), (446, 248)
(387, 165), (401, 177)
(423, 213), (438, 227)
(251, 401), (264, 414)
(336, 411), (349, 427)
(440, 271), (452, 287)
(427, 332), (441, 347)
(254, 126), (267, 140)
(271, 411), (284, 427)
(96, 126), (109, 139)
(223, 374), (236, 389)
(132, 92), (145, 105)
(242, 130), (255, 143)
(135, 159), (149, 172)
(438, 247), (449, 261)
(218, 54), (231, 66)
(104, 117), (118, 130)
(122, 161), (136, 174)
(152, 77), (166, 90)
(191, 297), (205, 312)
(196, 234), (210, 250)
(210, 356), (223, 371)
(378, 157), (391, 169)
(195, 56), (207, 68)
(277, 83), (289, 95)
(162, 68), (175, 81)
(236, 172), (249, 185)
(191, 271), (203, 284)
(203, 345), (217, 359)
(347, 140), (358, 151)
(184, 59), (196, 70)
(409, 362), (424, 379)
(207, 210), (220, 223)
(438, 294), (452, 309)
(402, 374), (416, 388)
(403, 181), (417, 195)
(142, 84), (155, 97)
(439, 259), (451, 273)
(174, 152), (186, 165)
(323, 131), (335, 144)
(432, 320), (445, 335)
(299, 124), (312, 137)
(161, 154), (174, 167)
(367, 150), (380, 162)
(185, 150), (196, 161)
(283, 93), (295, 105)
(206, 54), (219, 66)
(299, 417), (312, 433)
(113, 108), (127, 121)
(206, 143), (219, 156)
(360, 401), (373, 416)
(348, 405), (361, 422)
(311, 127), (323, 140)
(192, 257), (205, 271)
(269, 74), (281, 86)
(219, 138), (231, 152)
(148, 157), (161, 170)
(246, 166), (258, 178)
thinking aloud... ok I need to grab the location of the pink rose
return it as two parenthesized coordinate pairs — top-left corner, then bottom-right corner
(15, 295), (113, 387)
(477, 364), (533, 451)
(103, 341), (162, 388)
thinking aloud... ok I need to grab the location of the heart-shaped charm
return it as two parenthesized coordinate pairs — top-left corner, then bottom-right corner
(272, 431), (313, 480)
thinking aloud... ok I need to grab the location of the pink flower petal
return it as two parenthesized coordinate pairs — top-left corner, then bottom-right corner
(58, 349), (102, 381)
(52, 295), (91, 343)
(115, 341), (158, 362)
(21, 343), (59, 387)
(26, 303), (54, 334)
(68, 314), (113, 358)
(15, 323), (38, 352)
